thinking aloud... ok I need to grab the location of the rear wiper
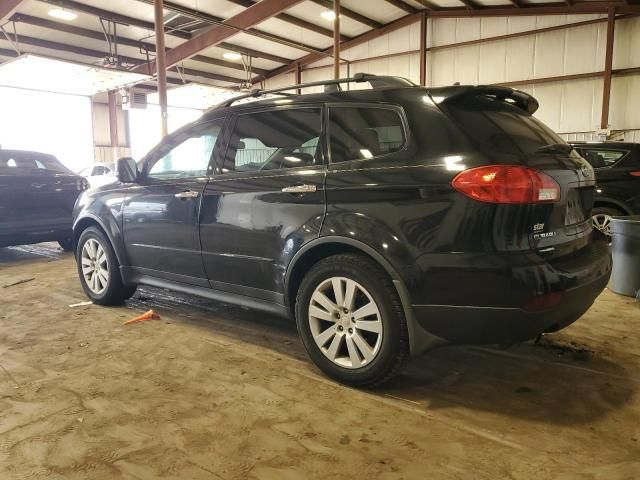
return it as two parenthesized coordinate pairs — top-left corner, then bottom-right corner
(535, 143), (573, 154)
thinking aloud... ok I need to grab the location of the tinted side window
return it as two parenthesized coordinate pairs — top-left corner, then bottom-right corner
(221, 108), (322, 174)
(0, 154), (69, 173)
(328, 106), (406, 163)
(579, 149), (628, 168)
(148, 120), (223, 180)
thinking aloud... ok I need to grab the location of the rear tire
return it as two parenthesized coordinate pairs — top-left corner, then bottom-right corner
(592, 206), (623, 239)
(295, 253), (409, 388)
(76, 227), (136, 305)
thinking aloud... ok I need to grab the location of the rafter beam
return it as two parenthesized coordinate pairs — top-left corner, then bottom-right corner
(311, 0), (382, 29)
(134, 0), (304, 75)
(225, 0), (350, 41)
(383, 0), (419, 14)
(0, 0), (23, 23)
(10, 13), (270, 75)
(0, 31), (244, 84)
(36, 0), (292, 64)
(414, 0), (439, 9)
(458, 0), (481, 9)
(426, 4), (640, 16)
(133, 0), (323, 58)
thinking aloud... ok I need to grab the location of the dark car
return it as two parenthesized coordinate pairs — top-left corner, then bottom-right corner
(0, 149), (86, 250)
(72, 74), (611, 387)
(569, 141), (640, 237)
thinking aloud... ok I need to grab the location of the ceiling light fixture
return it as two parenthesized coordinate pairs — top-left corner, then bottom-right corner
(320, 10), (337, 21)
(223, 52), (242, 61)
(48, 8), (78, 21)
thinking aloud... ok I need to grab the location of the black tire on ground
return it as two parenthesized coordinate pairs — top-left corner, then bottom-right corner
(58, 238), (74, 251)
(592, 206), (623, 239)
(295, 253), (409, 388)
(76, 226), (136, 305)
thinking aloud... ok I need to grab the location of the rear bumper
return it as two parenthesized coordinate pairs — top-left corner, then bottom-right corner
(409, 239), (612, 345)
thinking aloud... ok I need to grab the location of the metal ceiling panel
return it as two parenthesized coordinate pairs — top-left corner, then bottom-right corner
(340, 0), (406, 24)
(254, 17), (333, 50)
(284, 1), (370, 37)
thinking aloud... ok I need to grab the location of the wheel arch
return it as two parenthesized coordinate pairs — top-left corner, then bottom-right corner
(593, 198), (633, 215)
(73, 215), (126, 267)
(285, 236), (403, 318)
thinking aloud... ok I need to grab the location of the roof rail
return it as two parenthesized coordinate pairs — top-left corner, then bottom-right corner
(209, 73), (416, 110)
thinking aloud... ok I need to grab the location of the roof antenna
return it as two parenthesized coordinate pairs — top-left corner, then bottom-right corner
(454, 81), (460, 86)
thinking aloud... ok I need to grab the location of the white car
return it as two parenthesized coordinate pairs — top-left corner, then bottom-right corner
(79, 162), (116, 188)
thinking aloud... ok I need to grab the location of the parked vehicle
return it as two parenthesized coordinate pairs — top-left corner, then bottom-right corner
(79, 162), (116, 189)
(72, 74), (612, 387)
(570, 141), (640, 237)
(0, 149), (87, 250)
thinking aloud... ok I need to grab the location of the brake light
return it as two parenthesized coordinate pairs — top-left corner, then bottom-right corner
(452, 165), (561, 204)
(630, 171), (640, 177)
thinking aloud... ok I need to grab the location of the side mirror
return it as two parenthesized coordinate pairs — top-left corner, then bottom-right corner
(116, 157), (138, 183)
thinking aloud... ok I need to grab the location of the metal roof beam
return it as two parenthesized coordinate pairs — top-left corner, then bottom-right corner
(384, 0), (419, 14)
(10, 13), (270, 75)
(225, 0), (351, 41)
(0, 0), (23, 23)
(0, 32), (244, 84)
(35, 0), (292, 64)
(426, 3), (640, 16)
(310, 0), (382, 28)
(133, 0), (324, 59)
(133, 0), (305, 75)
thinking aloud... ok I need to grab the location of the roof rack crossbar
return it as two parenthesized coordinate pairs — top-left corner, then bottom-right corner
(210, 73), (415, 110)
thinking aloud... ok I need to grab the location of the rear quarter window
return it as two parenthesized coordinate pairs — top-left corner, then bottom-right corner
(328, 106), (406, 163)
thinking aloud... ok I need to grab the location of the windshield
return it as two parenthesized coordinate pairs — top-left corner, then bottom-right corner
(442, 95), (566, 155)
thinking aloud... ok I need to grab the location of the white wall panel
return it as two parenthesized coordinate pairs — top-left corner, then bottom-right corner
(265, 13), (640, 135)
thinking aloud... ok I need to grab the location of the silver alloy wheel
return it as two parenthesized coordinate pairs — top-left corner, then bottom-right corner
(592, 213), (612, 237)
(81, 238), (109, 295)
(308, 277), (383, 369)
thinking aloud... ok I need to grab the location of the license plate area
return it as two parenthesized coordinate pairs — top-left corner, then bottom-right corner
(565, 188), (588, 226)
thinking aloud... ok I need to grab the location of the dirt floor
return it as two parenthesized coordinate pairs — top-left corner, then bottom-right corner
(0, 243), (639, 480)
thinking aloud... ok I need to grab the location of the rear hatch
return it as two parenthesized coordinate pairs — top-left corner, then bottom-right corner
(434, 87), (595, 258)
(0, 151), (82, 236)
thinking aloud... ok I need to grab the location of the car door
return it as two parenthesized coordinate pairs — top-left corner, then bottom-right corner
(199, 105), (326, 302)
(122, 118), (226, 287)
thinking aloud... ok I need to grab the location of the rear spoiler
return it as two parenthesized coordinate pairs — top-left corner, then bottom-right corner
(428, 86), (539, 115)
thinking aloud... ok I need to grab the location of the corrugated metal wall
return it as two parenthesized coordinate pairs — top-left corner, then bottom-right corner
(265, 15), (640, 139)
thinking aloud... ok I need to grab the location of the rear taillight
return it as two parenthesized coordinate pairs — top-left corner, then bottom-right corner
(452, 165), (561, 204)
(630, 171), (640, 177)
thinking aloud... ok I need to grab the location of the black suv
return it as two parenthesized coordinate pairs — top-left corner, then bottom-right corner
(570, 141), (640, 237)
(73, 74), (611, 387)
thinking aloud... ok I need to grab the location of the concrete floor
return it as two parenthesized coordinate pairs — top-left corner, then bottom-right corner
(0, 244), (639, 480)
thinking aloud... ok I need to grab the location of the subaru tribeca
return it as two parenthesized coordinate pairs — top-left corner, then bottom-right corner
(72, 74), (611, 387)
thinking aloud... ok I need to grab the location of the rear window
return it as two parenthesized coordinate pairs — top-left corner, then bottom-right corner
(0, 153), (71, 174)
(328, 106), (406, 163)
(578, 148), (628, 168)
(442, 95), (566, 155)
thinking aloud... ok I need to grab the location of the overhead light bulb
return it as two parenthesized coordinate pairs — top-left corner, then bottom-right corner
(320, 10), (337, 21)
(48, 8), (78, 21)
(223, 52), (242, 61)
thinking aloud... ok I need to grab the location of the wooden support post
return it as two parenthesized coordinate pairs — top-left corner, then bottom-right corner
(600, 7), (616, 131)
(333, 0), (340, 79)
(419, 12), (427, 86)
(154, 0), (169, 137)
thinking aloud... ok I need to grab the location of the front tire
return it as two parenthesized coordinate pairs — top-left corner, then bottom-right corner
(295, 253), (409, 388)
(76, 227), (136, 305)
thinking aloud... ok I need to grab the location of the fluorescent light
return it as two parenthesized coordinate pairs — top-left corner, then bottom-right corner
(320, 10), (337, 21)
(223, 52), (242, 61)
(48, 8), (78, 21)
(0, 54), (151, 96)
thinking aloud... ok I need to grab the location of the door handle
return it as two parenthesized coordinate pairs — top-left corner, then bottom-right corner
(174, 190), (200, 199)
(281, 184), (317, 194)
